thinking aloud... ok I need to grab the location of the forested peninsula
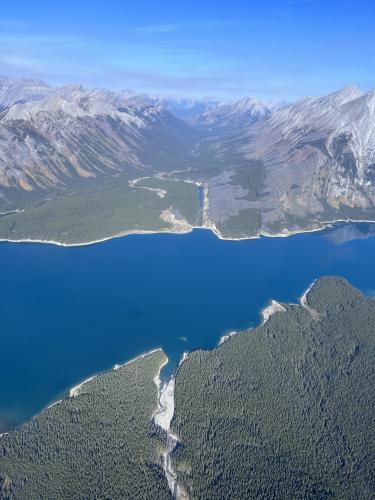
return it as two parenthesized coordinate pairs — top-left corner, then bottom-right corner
(1, 277), (375, 499)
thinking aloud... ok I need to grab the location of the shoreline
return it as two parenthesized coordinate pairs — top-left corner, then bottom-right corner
(216, 280), (319, 350)
(0, 348), (163, 439)
(0, 279), (365, 440)
(262, 300), (287, 324)
(1, 217), (375, 248)
(69, 348), (163, 398)
(0, 249), (321, 439)
(218, 331), (237, 346)
(299, 280), (321, 319)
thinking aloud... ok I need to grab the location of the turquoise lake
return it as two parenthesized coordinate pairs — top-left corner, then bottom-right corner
(1, 223), (375, 432)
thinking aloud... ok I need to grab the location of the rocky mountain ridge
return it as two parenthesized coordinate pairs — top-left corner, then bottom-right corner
(0, 82), (198, 192)
(0, 76), (374, 240)
(241, 85), (375, 225)
(190, 96), (273, 130)
(0, 76), (52, 110)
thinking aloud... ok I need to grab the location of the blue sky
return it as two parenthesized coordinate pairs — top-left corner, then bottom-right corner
(0, 0), (374, 100)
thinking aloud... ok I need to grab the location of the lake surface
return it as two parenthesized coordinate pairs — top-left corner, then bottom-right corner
(1, 223), (375, 432)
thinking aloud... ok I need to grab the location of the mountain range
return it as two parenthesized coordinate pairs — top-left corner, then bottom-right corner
(0, 76), (374, 242)
(194, 84), (375, 236)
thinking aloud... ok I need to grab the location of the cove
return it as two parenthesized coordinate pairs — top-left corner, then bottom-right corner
(1, 223), (375, 432)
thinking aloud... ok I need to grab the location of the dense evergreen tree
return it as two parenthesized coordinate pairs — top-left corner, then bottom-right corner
(0, 350), (169, 499)
(172, 277), (375, 499)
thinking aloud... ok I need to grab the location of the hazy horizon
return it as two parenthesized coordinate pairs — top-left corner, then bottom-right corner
(0, 73), (369, 105)
(0, 0), (374, 100)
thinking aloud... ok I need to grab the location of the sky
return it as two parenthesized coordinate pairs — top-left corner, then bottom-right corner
(0, 0), (374, 100)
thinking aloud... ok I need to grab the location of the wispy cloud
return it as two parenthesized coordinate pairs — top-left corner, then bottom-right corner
(0, 4), (373, 100)
(136, 23), (180, 33)
(135, 20), (237, 34)
(0, 54), (41, 70)
(0, 18), (29, 28)
(0, 33), (79, 45)
(0, 30), (82, 75)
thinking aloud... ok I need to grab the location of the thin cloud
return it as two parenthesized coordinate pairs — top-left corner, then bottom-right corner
(135, 20), (238, 34)
(136, 24), (180, 33)
(0, 33), (78, 45)
(0, 54), (41, 70)
(0, 18), (29, 28)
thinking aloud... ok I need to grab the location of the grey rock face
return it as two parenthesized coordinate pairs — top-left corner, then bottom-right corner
(246, 86), (375, 219)
(0, 83), (198, 191)
(196, 85), (375, 236)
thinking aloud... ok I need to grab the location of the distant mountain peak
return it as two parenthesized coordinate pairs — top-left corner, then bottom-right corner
(326, 84), (363, 105)
(0, 76), (52, 109)
(363, 89), (375, 108)
(190, 96), (271, 130)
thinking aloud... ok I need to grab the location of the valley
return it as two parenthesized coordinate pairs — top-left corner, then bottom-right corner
(1, 76), (375, 500)
(1, 78), (375, 245)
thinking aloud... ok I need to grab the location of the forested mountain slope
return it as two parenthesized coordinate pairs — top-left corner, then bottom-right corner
(172, 277), (375, 498)
(0, 350), (169, 499)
